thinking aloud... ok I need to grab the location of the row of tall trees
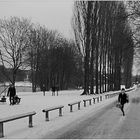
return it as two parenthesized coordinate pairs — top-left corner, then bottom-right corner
(126, 1), (140, 77)
(72, 1), (134, 95)
(0, 1), (135, 93)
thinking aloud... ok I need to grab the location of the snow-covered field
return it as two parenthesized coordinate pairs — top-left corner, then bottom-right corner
(0, 85), (135, 139)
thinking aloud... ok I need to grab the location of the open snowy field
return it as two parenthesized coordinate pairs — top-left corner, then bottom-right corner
(0, 85), (135, 139)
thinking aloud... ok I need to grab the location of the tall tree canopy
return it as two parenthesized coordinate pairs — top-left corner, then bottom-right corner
(0, 17), (32, 85)
(72, 1), (134, 95)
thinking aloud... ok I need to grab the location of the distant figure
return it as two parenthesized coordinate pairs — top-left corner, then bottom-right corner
(7, 84), (16, 105)
(118, 88), (129, 116)
(42, 84), (46, 96)
(52, 86), (55, 96)
(56, 85), (59, 96)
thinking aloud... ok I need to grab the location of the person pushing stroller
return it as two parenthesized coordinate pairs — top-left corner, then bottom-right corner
(7, 84), (20, 105)
(7, 84), (16, 105)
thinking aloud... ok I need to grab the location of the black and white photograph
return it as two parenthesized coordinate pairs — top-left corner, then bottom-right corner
(0, 0), (140, 139)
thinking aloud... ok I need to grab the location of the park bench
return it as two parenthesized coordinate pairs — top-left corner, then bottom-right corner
(42, 105), (64, 121)
(0, 111), (36, 138)
(83, 99), (92, 107)
(105, 94), (109, 99)
(93, 98), (96, 104)
(100, 96), (102, 101)
(111, 93), (115, 98)
(105, 88), (135, 100)
(68, 101), (81, 112)
(96, 97), (100, 103)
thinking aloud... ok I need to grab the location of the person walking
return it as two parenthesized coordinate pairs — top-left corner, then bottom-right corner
(118, 88), (129, 116)
(56, 85), (59, 96)
(7, 84), (16, 105)
(52, 86), (55, 96)
(42, 84), (46, 96)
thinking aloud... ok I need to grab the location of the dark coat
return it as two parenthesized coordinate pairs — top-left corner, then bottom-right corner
(118, 93), (129, 105)
(42, 85), (46, 92)
(7, 86), (16, 97)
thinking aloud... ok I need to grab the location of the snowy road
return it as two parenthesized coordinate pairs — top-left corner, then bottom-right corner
(44, 88), (139, 139)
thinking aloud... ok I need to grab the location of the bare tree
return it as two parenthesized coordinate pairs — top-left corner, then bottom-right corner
(0, 17), (32, 85)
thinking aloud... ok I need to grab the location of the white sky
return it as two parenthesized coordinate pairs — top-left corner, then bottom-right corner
(0, 0), (74, 39)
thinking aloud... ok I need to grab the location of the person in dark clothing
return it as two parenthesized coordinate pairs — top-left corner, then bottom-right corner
(52, 86), (55, 96)
(42, 84), (46, 96)
(55, 85), (59, 96)
(118, 88), (129, 116)
(7, 84), (16, 105)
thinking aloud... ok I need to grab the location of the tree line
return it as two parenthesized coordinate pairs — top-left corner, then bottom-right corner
(28, 26), (83, 91)
(0, 17), (83, 91)
(126, 1), (140, 77)
(72, 1), (134, 95)
(0, 1), (135, 94)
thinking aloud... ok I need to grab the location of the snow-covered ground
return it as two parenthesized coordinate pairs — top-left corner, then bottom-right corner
(0, 86), (135, 139)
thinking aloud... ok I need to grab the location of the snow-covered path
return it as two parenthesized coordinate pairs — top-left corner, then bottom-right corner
(43, 99), (118, 139)
(43, 88), (138, 139)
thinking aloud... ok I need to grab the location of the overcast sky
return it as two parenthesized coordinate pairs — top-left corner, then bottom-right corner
(0, 0), (74, 39)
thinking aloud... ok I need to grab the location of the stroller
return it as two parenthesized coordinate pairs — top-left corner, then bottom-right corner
(12, 95), (21, 105)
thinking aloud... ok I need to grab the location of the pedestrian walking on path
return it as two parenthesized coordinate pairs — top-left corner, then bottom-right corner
(7, 84), (16, 105)
(118, 88), (129, 116)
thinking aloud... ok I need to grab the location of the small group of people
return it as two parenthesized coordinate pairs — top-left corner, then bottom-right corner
(7, 84), (20, 105)
(117, 88), (129, 116)
(42, 84), (59, 96)
(52, 86), (59, 96)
